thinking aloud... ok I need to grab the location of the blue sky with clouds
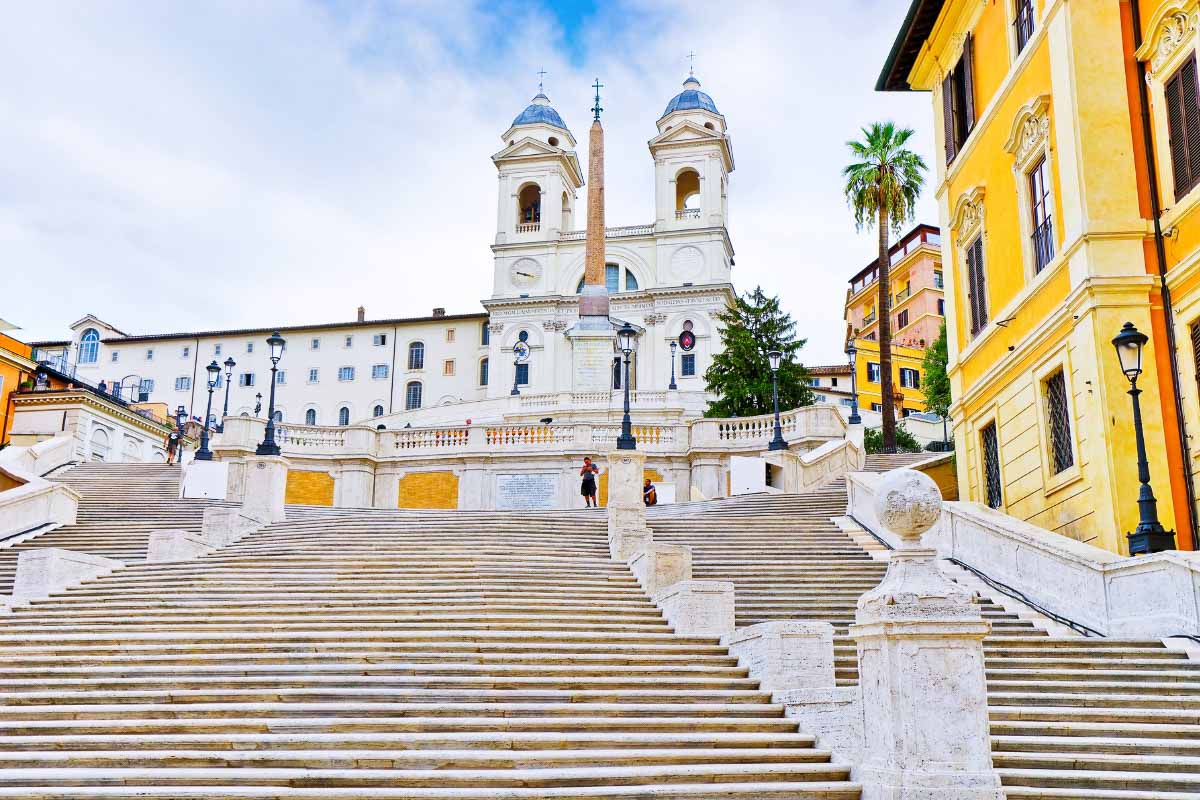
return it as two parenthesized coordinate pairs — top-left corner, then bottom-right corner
(0, 1), (934, 364)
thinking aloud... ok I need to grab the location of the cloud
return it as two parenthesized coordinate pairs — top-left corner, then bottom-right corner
(0, 0), (934, 364)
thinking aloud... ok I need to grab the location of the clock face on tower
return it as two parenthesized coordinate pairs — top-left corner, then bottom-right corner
(510, 259), (542, 288)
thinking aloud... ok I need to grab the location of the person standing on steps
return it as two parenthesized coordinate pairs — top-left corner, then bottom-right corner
(580, 456), (600, 507)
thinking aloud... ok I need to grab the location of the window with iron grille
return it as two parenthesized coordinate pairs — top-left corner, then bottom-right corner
(1013, 0), (1034, 54)
(965, 235), (988, 336)
(408, 342), (424, 370)
(981, 421), (1003, 509)
(1043, 370), (1075, 474)
(1166, 53), (1200, 199)
(405, 381), (423, 409)
(338, 407), (350, 425)
(1029, 156), (1054, 273)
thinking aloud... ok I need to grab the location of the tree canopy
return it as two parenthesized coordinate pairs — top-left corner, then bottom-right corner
(922, 322), (951, 419)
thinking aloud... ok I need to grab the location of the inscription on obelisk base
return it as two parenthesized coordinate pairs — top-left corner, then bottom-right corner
(568, 329), (617, 392)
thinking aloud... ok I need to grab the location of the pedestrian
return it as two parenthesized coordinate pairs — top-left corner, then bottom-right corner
(580, 456), (599, 507)
(643, 478), (658, 507)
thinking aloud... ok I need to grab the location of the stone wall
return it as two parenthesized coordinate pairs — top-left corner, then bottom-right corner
(284, 470), (335, 506)
(398, 470), (460, 509)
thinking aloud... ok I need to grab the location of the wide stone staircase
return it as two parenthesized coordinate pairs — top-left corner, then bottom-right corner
(649, 491), (1200, 799)
(0, 463), (230, 594)
(0, 487), (861, 797)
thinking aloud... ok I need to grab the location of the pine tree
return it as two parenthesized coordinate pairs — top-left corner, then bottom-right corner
(703, 287), (814, 418)
(921, 322), (951, 418)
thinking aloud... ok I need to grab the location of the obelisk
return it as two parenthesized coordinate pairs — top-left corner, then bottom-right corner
(568, 78), (618, 391)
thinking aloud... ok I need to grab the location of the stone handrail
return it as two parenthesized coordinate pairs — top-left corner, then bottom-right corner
(846, 471), (1200, 638)
(518, 390), (673, 410)
(0, 435), (76, 477)
(0, 464), (79, 541)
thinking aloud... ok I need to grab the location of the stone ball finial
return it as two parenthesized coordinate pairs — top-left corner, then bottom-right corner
(874, 468), (942, 544)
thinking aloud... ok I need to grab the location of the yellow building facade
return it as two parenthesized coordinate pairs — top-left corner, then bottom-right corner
(880, 0), (1200, 553)
(0, 332), (36, 448)
(844, 223), (947, 416)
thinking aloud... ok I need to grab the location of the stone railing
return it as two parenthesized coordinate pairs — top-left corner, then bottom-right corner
(485, 424), (574, 447)
(675, 208), (701, 220)
(277, 425), (346, 450)
(847, 471), (1200, 638)
(0, 435), (76, 477)
(517, 390), (673, 411)
(559, 224), (655, 242)
(392, 426), (470, 450)
(514, 222), (540, 233)
(0, 442), (80, 540)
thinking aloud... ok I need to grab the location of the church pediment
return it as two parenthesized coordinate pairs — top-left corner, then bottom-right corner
(492, 137), (583, 186)
(648, 122), (734, 172)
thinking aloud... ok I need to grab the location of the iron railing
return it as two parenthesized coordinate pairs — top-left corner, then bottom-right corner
(1032, 216), (1054, 273)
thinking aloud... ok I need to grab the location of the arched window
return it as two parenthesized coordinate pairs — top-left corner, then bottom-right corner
(79, 329), (100, 364)
(405, 381), (423, 410)
(561, 190), (571, 230)
(408, 342), (425, 370)
(305, 408), (316, 425)
(338, 406), (350, 426)
(576, 265), (640, 294)
(479, 357), (489, 386)
(517, 183), (541, 225)
(373, 404), (384, 417)
(89, 428), (109, 462)
(675, 168), (701, 211)
(272, 410), (283, 423)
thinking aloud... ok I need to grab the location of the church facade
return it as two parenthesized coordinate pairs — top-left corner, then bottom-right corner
(33, 77), (736, 430)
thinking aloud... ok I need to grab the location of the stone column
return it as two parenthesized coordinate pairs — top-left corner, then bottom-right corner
(850, 468), (1003, 800)
(241, 454), (289, 524)
(605, 449), (652, 560)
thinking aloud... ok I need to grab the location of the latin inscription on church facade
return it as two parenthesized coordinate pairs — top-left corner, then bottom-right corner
(495, 473), (559, 510)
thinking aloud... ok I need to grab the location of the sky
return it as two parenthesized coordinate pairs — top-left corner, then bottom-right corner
(0, 0), (936, 365)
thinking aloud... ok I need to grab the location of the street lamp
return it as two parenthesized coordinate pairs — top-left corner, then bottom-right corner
(616, 322), (638, 450)
(669, 341), (678, 391)
(767, 349), (787, 451)
(256, 332), (286, 456)
(173, 404), (187, 465)
(846, 339), (862, 425)
(254, 393), (263, 416)
(195, 361), (221, 461)
(1111, 322), (1176, 554)
(511, 340), (529, 396)
(219, 356), (236, 432)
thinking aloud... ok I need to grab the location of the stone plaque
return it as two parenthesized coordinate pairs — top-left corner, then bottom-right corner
(495, 473), (559, 510)
(571, 336), (615, 392)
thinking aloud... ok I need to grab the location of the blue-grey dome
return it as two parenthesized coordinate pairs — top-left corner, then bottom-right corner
(661, 76), (720, 119)
(512, 93), (571, 132)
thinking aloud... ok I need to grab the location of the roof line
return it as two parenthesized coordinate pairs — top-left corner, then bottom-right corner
(876, 0), (945, 92)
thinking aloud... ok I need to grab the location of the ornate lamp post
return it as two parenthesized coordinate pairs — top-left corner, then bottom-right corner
(195, 361), (221, 461)
(767, 349), (787, 451)
(668, 341), (678, 390)
(173, 404), (187, 465)
(219, 356), (236, 432)
(254, 392), (263, 416)
(616, 322), (637, 450)
(256, 332), (286, 456)
(846, 338), (862, 425)
(511, 340), (529, 397)
(1111, 322), (1176, 554)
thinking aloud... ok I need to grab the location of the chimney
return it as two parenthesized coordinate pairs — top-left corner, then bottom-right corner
(432, 307), (446, 318)
(356, 306), (365, 322)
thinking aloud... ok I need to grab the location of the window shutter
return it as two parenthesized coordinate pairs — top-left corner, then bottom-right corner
(1183, 55), (1200, 196)
(942, 77), (957, 163)
(1190, 320), (1200, 390)
(1167, 54), (1200, 199)
(962, 33), (976, 133)
(966, 237), (987, 336)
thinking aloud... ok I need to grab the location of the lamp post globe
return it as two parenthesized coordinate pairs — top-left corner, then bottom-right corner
(767, 349), (787, 451)
(173, 404), (187, 465)
(616, 322), (638, 450)
(256, 332), (286, 456)
(1110, 322), (1175, 554)
(195, 360), (221, 461)
(219, 356), (236, 432)
(846, 339), (862, 425)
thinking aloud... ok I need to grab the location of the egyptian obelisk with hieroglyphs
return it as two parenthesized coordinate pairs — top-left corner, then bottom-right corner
(567, 79), (618, 392)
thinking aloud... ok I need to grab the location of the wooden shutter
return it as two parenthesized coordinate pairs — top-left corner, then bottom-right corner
(966, 237), (987, 336)
(962, 34), (976, 134)
(1167, 54), (1200, 199)
(942, 76), (957, 164)
(1190, 320), (1200, 388)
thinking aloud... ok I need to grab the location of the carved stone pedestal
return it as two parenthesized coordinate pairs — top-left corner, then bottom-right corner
(606, 450), (653, 561)
(242, 455), (289, 524)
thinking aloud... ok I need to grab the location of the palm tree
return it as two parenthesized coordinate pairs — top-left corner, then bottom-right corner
(843, 122), (927, 452)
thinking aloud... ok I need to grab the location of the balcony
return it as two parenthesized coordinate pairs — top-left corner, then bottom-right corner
(515, 222), (540, 233)
(675, 208), (701, 220)
(862, 313), (876, 325)
(895, 287), (911, 302)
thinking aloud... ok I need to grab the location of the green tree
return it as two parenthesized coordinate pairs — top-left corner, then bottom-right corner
(922, 322), (951, 418)
(704, 286), (813, 418)
(843, 122), (927, 452)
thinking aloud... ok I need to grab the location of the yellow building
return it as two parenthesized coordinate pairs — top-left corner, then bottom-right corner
(845, 223), (946, 417)
(879, 0), (1200, 553)
(0, 329), (37, 448)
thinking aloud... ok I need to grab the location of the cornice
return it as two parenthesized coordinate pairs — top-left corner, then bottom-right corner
(12, 391), (173, 436)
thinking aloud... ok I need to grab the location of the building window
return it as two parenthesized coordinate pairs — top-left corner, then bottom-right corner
(515, 363), (529, 386)
(181, 346), (190, 358)
(338, 406), (350, 426)
(1029, 156), (1054, 273)
(373, 404), (384, 417)
(343, 335), (353, 348)
(605, 263), (620, 293)
(446, 329), (455, 343)
(405, 381), (423, 409)
(626, 271), (639, 291)
(897, 309), (909, 329)
(246, 342), (254, 353)
(79, 329), (100, 364)
(338, 366), (355, 382)
(276, 370), (286, 385)
(481, 322), (490, 346)
(965, 235), (988, 336)
(372, 364), (388, 380)
(933, 270), (944, 289)
(831, 377), (839, 387)
(111, 351), (119, 363)
(146, 349), (154, 361)
(1043, 370), (1075, 474)
(867, 362), (881, 383)
(373, 334), (387, 346)
(214, 344), (222, 356)
(938, 298), (946, 316)
(1013, 0), (1034, 54)
(311, 338), (320, 350)
(899, 368), (920, 389)
(681, 353), (696, 377)
(941, 34), (976, 163)
(273, 410), (283, 423)
(174, 377), (191, 391)
(1166, 53), (1200, 199)
(239, 373), (255, 387)
(139, 379), (154, 399)
(213, 373), (223, 389)
(479, 357), (489, 386)
(443, 359), (455, 376)
(305, 408), (317, 425)
(981, 421), (1003, 509)
(408, 342), (425, 370)
(871, 402), (882, 412)
(308, 368), (319, 384)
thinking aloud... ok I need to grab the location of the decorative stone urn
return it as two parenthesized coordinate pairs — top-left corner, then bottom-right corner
(850, 468), (1003, 800)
